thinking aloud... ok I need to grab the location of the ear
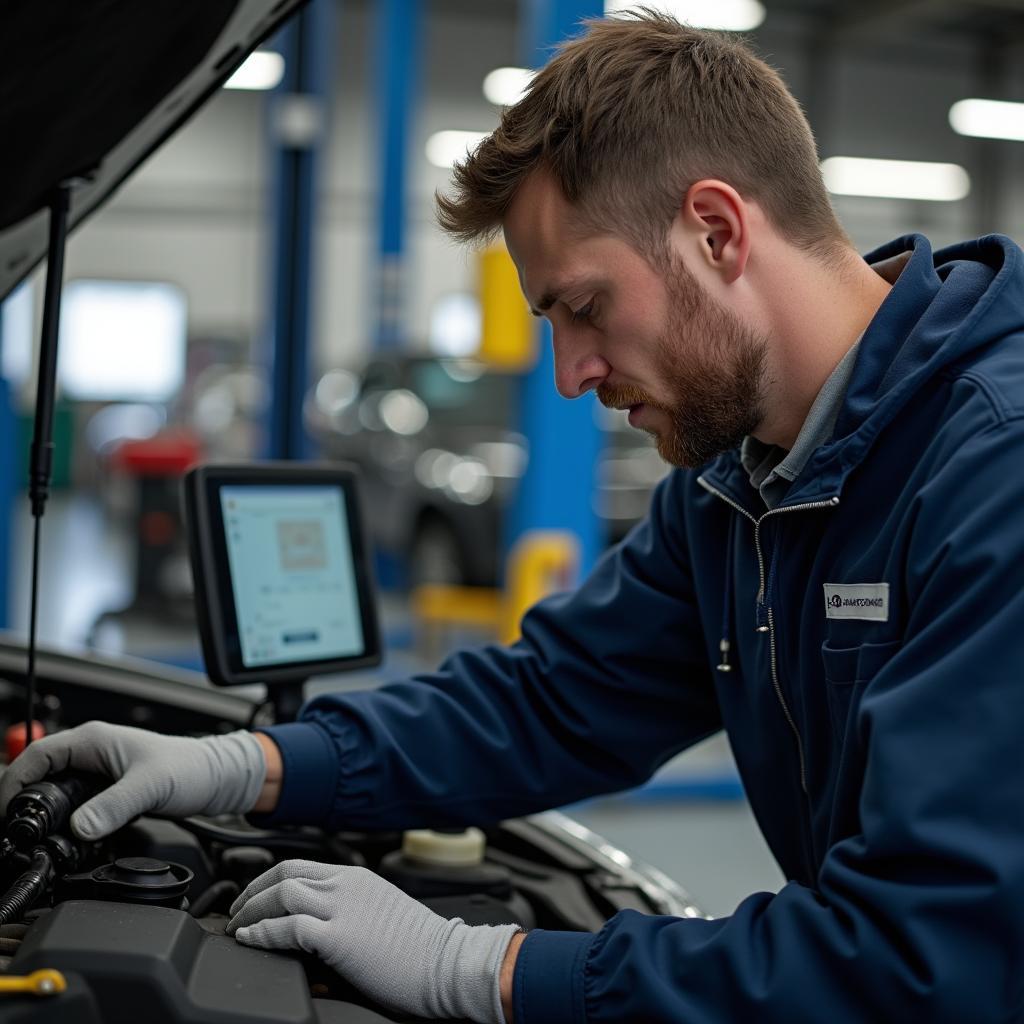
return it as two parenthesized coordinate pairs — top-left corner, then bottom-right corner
(682, 180), (750, 285)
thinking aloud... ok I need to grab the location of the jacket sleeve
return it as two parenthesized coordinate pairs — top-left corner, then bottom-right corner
(515, 418), (1024, 1024)
(252, 469), (720, 830)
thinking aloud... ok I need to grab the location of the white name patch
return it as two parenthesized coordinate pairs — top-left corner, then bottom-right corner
(824, 583), (889, 621)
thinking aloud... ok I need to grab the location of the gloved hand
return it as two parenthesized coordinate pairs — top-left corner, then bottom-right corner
(227, 860), (521, 1023)
(0, 721), (267, 841)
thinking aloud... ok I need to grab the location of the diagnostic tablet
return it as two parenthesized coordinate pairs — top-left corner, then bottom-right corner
(184, 462), (381, 687)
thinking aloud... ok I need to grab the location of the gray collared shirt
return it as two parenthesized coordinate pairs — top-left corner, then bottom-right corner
(740, 340), (861, 510)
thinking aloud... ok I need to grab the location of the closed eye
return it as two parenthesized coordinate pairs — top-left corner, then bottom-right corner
(570, 300), (595, 324)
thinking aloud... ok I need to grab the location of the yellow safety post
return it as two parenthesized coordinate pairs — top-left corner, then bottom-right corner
(478, 244), (535, 372)
(409, 532), (580, 654)
(499, 530), (580, 645)
(411, 585), (504, 631)
(0, 969), (67, 996)
(410, 585), (504, 661)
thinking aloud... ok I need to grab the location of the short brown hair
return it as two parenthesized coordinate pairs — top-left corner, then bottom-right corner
(437, 9), (848, 261)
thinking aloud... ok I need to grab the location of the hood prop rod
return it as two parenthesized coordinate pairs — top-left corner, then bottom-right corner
(23, 182), (74, 752)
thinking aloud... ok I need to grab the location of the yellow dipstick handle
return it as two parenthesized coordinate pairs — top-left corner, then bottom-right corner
(0, 969), (67, 996)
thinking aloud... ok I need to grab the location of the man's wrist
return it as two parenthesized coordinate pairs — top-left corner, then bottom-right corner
(500, 931), (526, 1023)
(251, 732), (283, 813)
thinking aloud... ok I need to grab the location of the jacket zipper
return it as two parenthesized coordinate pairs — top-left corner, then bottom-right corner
(697, 477), (840, 794)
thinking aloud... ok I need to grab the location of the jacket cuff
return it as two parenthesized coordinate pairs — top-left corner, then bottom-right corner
(246, 721), (337, 827)
(513, 929), (596, 1024)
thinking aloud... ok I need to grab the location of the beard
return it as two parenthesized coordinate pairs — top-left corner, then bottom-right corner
(597, 253), (769, 469)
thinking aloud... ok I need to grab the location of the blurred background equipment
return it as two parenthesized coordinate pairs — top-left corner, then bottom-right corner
(307, 354), (668, 587)
(86, 432), (203, 648)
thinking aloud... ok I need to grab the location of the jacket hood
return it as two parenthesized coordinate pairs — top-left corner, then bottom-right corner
(836, 233), (1023, 447)
(714, 233), (1024, 507)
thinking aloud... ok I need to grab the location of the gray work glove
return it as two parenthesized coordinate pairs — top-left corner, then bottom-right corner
(0, 721), (267, 841)
(227, 860), (521, 1023)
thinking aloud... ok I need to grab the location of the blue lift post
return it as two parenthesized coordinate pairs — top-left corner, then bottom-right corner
(506, 0), (605, 578)
(264, 0), (335, 461)
(374, 0), (421, 351)
(0, 303), (12, 628)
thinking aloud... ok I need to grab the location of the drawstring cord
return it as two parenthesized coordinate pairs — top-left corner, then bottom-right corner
(717, 510), (781, 670)
(716, 511), (737, 673)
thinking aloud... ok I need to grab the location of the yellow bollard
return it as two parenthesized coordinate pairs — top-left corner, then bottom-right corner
(410, 585), (503, 661)
(499, 531), (580, 645)
(409, 531), (580, 653)
(411, 585), (504, 630)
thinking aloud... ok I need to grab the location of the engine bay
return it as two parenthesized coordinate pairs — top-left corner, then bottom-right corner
(0, 799), (678, 1023)
(0, 641), (702, 1023)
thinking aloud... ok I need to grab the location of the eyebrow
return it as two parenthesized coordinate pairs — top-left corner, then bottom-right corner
(529, 282), (583, 317)
(529, 293), (556, 317)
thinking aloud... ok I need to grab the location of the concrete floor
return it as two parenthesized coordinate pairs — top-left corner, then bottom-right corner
(8, 493), (784, 918)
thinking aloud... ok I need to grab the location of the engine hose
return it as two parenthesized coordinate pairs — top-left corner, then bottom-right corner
(178, 817), (329, 854)
(188, 880), (239, 919)
(0, 850), (53, 927)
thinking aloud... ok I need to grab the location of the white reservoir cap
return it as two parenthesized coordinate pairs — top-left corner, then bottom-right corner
(402, 828), (486, 867)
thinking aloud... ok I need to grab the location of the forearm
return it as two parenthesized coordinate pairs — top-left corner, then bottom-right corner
(251, 731), (283, 813)
(277, 643), (712, 833)
(500, 932), (526, 1022)
(251, 486), (714, 832)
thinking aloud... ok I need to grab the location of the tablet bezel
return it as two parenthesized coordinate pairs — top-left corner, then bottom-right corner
(184, 462), (382, 687)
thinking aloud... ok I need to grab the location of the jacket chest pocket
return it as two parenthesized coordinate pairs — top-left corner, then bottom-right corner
(821, 638), (902, 742)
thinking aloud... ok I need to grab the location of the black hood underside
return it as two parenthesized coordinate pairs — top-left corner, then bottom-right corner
(0, 0), (308, 302)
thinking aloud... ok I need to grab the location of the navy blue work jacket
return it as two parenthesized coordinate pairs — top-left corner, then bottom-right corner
(259, 234), (1024, 1023)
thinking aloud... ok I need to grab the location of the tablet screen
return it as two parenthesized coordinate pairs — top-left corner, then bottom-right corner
(220, 485), (366, 668)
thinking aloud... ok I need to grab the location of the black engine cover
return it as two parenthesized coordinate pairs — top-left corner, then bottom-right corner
(2, 901), (399, 1023)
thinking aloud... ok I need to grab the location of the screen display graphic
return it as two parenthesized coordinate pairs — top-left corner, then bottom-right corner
(220, 485), (365, 668)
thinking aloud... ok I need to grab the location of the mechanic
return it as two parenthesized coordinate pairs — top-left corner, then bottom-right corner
(4, 10), (1024, 1023)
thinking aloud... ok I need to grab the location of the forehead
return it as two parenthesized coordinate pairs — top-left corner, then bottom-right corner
(502, 172), (583, 287)
(502, 171), (640, 305)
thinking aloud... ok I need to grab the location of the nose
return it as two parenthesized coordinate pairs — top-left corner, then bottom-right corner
(551, 328), (611, 399)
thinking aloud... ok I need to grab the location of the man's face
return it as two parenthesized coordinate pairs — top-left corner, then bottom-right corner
(503, 172), (769, 469)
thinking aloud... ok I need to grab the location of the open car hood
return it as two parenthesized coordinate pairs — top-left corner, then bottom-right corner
(0, 0), (308, 303)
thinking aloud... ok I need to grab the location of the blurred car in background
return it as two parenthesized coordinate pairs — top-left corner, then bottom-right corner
(305, 355), (669, 587)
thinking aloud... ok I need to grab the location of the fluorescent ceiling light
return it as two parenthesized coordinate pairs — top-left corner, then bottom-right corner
(224, 51), (285, 91)
(483, 67), (535, 106)
(949, 98), (1024, 143)
(821, 157), (970, 202)
(604, 0), (765, 31)
(426, 130), (490, 169)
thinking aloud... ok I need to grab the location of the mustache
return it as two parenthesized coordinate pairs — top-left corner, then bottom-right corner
(596, 382), (658, 411)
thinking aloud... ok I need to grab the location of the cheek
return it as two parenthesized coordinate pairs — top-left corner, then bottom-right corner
(605, 305), (665, 366)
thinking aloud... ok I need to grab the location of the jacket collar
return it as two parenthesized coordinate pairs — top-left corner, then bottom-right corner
(700, 234), (945, 511)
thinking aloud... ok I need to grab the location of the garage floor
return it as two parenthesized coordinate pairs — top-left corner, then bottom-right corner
(7, 494), (784, 918)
